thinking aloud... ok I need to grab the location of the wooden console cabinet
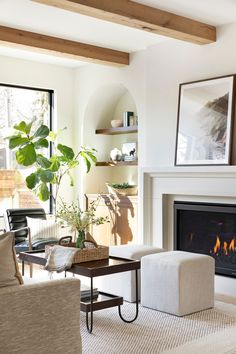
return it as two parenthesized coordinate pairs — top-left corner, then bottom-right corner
(85, 194), (138, 246)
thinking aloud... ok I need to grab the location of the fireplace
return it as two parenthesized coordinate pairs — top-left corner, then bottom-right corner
(174, 201), (236, 277)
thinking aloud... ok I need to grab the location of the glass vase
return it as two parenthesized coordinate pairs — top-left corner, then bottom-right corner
(76, 229), (85, 249)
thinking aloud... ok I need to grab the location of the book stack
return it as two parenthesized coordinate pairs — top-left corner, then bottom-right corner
(124, 155), (137, 162)
(80, 283), (99, 301)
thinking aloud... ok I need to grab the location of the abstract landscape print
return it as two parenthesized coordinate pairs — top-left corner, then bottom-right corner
(175, 75), (235, 165)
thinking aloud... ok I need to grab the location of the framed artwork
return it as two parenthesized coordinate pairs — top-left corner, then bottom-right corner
(122, 142), (137, 161)
(175, 75), (236, 166)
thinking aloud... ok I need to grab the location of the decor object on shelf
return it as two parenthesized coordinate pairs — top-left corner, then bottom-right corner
(110, 147), (122, 161)
(122, 142), (137, 161)
(175, 75), (235, 166)
(5, 120), (97, 212)
(123, 111), (134, 127)
(106, 182), (138, 196)
(56, 198), (109, 248)
(111, 119), (123, 128)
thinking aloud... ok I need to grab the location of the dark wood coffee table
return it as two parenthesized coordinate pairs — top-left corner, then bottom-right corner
(19, 250), (140, 333)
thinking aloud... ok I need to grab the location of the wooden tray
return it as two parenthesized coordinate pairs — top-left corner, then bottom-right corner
(45, 237), (109, 263)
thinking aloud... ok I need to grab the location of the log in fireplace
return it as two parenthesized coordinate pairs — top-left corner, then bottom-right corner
(174, 201), (236, 278)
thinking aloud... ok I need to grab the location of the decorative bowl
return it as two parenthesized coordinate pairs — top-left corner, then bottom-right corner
(111, 119), (123, 128)
(106, 183), (138, 196)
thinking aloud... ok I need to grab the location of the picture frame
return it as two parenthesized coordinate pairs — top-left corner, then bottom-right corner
(175, 75), (236, 166)
(122, 142), (137, 161)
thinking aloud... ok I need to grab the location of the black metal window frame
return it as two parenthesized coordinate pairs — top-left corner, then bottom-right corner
(0, 82), (54, 214)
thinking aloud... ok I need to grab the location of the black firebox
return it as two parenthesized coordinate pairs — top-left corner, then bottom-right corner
(174, 201), (236, 278)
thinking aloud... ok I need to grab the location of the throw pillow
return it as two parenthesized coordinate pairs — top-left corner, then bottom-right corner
(26, 217), (73, 241)
(0, 232), (23, 287)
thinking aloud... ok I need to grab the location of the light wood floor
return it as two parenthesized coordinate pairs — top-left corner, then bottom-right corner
(215, 293), (236, 305)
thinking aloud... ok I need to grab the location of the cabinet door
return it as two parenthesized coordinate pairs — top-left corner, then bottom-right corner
(115, 196), (138, 245)
(86, 194), (116, 246)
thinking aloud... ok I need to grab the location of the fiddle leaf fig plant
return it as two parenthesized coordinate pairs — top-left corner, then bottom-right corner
(6, 120), (97, 210)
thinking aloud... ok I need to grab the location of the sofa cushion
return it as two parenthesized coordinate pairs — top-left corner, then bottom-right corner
(0, 232), (23, 287)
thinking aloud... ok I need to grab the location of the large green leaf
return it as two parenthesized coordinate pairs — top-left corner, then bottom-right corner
(39, 169), (54, 183)
(68, 160), (79, 169)
(83, 151), (97, 163)
(38, 183), (50, 201)
(26, 173), (38, 189)
(36, 155), (51, 168)
(57, 144), (74, 160)
(14, 121), (28, 133)
(50, 174), (58, 184)
(49, 131), (57, 142)
(50, 155), (60, 172)
(67, 171), (74, 187)
(80, 151), (91, 172)
(25, 121), (33, 135)
(9, 136), (28, 149)
(34, 138), (49, 149)
(16, 143), (37, 166)
(34, 125), (49, 139)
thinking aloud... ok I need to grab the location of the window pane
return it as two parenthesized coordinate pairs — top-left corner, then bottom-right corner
(0, 85), (53, 215)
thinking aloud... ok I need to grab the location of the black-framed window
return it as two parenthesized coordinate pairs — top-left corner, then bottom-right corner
(0, 83), (54, 215)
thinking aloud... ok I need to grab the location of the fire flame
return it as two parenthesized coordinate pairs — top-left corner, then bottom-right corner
(210, 235), (236, 255)
(213, 235), (221, 254)
(229, 239), (235, 252)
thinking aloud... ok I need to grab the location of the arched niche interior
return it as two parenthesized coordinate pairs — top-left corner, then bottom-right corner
(82, 83), (138, 194)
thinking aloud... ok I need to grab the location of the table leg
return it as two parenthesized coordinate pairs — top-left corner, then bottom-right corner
(118, 269), (139, 323)
(86, 277), (94, 333)
(22, 260), (25, 276)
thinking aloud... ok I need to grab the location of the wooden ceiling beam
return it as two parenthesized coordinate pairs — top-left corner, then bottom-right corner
(32, 0), (216, 45)
(0, 25), (129, 66)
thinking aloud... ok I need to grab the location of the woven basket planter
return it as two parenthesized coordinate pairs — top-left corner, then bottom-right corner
(45, 243), (109, 264)
(106, 183), (137, 196)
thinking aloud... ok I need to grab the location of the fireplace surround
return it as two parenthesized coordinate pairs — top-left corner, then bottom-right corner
(174, 201), (236, 278)
(141, 167), (236, 296)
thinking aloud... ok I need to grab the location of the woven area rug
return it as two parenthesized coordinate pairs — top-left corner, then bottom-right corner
(81, 301), (236, 354)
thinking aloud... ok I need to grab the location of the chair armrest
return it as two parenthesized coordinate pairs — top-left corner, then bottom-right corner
(0, 278), (81, 354)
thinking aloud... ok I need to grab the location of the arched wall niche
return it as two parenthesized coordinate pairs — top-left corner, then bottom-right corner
(81, 83), (138, 194)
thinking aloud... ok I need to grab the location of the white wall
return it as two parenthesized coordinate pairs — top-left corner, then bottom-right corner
(0, 55), (76, 202)
(145, 22), (236, 167)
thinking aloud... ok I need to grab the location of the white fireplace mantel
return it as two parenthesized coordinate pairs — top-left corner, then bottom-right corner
(140, 166), (236, 247)
(140, 166), (236, 297)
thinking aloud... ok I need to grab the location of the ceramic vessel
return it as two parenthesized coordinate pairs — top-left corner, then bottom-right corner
(111, 119), (123, 128)
(110, 148), (122, 161)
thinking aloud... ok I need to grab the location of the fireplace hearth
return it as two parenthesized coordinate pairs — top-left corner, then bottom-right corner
(174, 201), (236, 277)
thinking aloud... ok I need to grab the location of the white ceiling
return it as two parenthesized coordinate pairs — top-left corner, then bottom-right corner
(0, 0), (236, 68)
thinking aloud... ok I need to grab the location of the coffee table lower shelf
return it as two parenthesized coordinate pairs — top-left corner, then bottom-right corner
(81, 292), (123, 312)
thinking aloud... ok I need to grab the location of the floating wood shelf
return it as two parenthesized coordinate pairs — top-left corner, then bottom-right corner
(95, 125), (138, 135)
(96, 161), (138, 166)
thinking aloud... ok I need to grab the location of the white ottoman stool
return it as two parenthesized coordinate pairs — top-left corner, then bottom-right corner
(97, 244), (165, 302)
(141, 251), (215, 316)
